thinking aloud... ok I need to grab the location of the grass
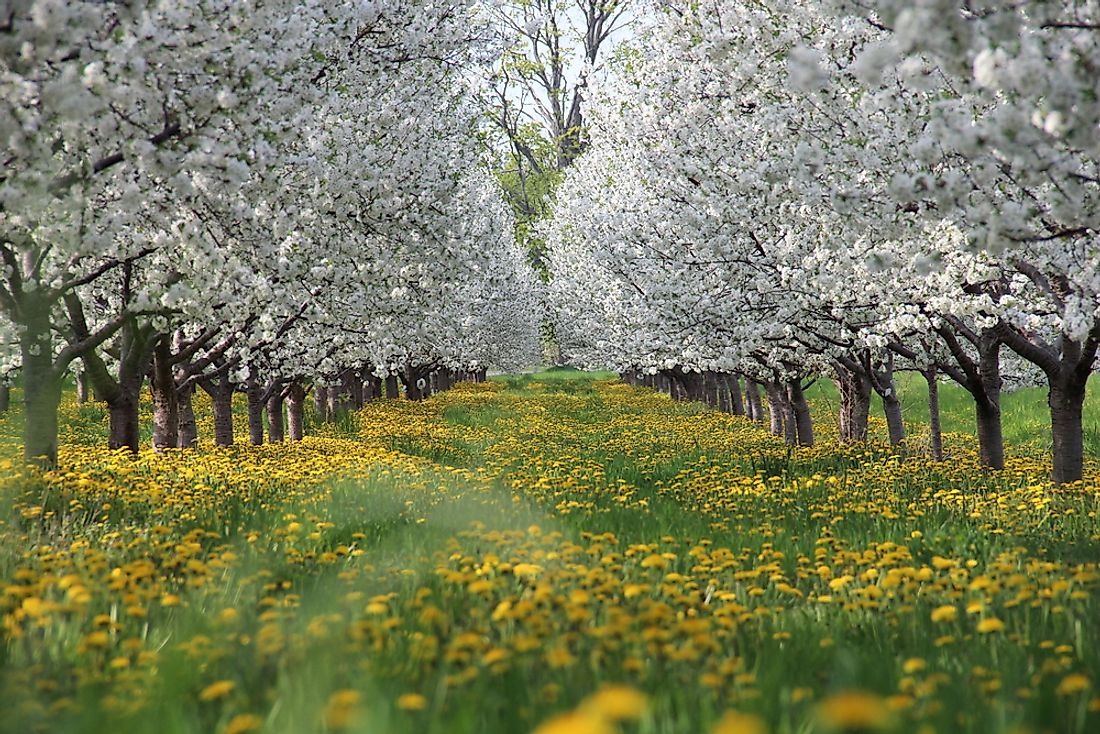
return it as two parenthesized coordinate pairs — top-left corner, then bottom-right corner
(804, 372), (1100, 456)
(0, 375), (1098, 734)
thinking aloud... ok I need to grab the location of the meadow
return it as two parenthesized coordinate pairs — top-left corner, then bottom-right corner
(1, 373), (1098, 734)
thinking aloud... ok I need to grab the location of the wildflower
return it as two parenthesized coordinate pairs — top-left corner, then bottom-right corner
(531, 711), (613, 734)
(711, 709), (768, 734)
(582, 685), (648, 721)
(198, 680), (236, 702)
(397, 693), (427, 711)
(930, 605), (958, 623)
(816, 690), (890, 730)
(1056, 674), (1090, 696)
(224, 714), (264, 734)
(976, 618), (1006, 634)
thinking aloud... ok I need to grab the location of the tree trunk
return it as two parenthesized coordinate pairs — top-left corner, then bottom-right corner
(385, 375), (400, 399)
(728, 374), (745, 416)
(205, 381), (235, 447)
(765, 381), (785, 438)
(349, 371), (364, 410)
(870, 355), (905, 446)
(673, 368), (706, 403)
(787, 379), (814, 447)
(76, 370), (89, 404)
(476, 368), (488, 383)
(314, 384), (329, 421)
(267, 389), (285, 443)
(836, 363), (872, 442)
(405, 366), (428, 401)
(246, 380), (265, 446)
(0, 384), (9, 413)
(151, 336), (179, 452)
(716, 374), (730, 412)
(1049, 372), (1089, 484)
(287, 381), (306, 441)
(745, 379), (764, 423)
(177, 385), (199, 449)
(924, 368), (943, 462)
(23, 309), (62, 467)
(107, 370), (143, 453)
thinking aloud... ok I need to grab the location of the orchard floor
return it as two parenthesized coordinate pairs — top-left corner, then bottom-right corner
(2, 375), (1099, 734)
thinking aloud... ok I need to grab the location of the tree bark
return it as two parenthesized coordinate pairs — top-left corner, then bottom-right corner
(23, 307), (63, 467)
(0, 384), (9, 413)
(716, 374), (730, 412)
(869, 355), (905, 446)
(835, 362), (872, 442)
(267, 388), (285, 443)
(924, 368), (943, 462)
(672, 368), (706, 403)
(106, 365), (144, 453)
(787, 379), (814, 447)
(76, 370), (89, 404)
(246, 380), (265, 446)
(765, 381), (785, 438)
(728, 374), (745, 416)
(314, 384), (330, 421)
(202, 379), (235, 447)
(177, 384), (199, 449)
(385, 375), (400, 399)
(151, 335), (179, 452)
(286, 381), (306, 441)
(405, 365), (430, 401)
(1050, 372), (1089, 484)
(745, 379), (764, 423)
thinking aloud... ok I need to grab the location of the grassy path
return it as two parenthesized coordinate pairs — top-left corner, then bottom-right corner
(1, 375), (1099, 733)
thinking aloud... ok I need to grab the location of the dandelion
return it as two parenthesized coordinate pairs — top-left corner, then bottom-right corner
(582, 685), (648, 721)
(816, 690), (890, 730)
(397, 693), (427, 711)
(711, 709), (768, 734)
(198, 680), (236, 702)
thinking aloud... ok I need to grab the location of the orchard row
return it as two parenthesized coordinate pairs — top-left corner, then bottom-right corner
(546, 1), (1100, 483)
(0, 1), (543, 467)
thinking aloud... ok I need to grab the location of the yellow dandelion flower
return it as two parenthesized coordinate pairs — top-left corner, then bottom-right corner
(1056, 674), (1090, 696)
(582, 685), (648, 721)
(531, 711), (613, 734)
(976, 618), (1006, 634)
(397, 693), (427, 711)
(816, 690), (890, 731)
(930, 605), (958, 623)
(224, 713), (264, 734)
(198, 680), (236, 702)
(711, 709), (768, 734)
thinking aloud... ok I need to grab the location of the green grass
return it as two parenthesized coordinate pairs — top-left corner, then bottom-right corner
(805, 372), (1100, 456)
(1, 374), (1098, 734)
